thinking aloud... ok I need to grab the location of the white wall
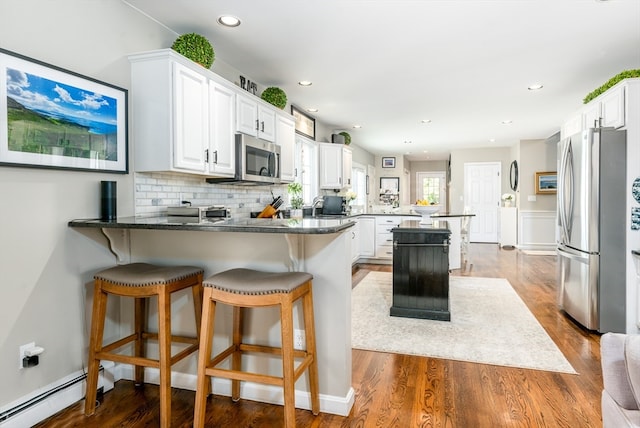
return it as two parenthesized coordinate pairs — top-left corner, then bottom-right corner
(0, 0), (178, 409)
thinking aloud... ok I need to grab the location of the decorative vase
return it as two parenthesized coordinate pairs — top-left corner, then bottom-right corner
(504, 200), (512, 207)
(290, 209), (303, 219)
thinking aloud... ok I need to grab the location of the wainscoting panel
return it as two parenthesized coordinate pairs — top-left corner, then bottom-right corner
(518, 210), (556, 250)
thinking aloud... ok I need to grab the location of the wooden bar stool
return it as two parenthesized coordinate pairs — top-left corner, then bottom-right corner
(193, 268), (320, 428)
(84, 263), (205, 428)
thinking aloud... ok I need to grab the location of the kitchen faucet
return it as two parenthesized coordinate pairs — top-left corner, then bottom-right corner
(311, 196), (324, 217)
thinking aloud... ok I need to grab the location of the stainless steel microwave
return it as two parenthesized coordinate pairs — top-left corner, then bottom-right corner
(206, 134), (280, 185)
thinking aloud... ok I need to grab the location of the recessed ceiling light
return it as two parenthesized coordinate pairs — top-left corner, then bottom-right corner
(352, 125), (362, 129)
(489, 138), (496, 142)
(298, 80), (312, 86)
(421, 119), (432, 124)
(217, 15), (241, 27)
(307, 108), (318, 113)
(501, 120), (513, 125)
(528, 83), (544, 90)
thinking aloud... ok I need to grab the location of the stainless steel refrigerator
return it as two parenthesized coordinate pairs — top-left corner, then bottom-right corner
(557, 127), (626, 333)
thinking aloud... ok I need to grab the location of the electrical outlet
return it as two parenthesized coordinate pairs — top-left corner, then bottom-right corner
(293, 329), (305, 350)
(19, 342), (35, 369)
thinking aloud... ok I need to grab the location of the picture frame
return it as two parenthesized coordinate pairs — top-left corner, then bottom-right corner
(380, 176), (400, 193)
(291, 105), (315, 140)
(535, 171), (557, 194)
(0, 48), (128, 173)
(382, 156), (396, 168)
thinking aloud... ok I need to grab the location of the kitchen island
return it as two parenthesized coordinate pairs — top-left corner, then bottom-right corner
(391, 220), (451, 320)
(68, 215), (356, 416)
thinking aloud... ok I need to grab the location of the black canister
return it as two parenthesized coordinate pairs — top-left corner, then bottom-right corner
(100, 181), (117, 221)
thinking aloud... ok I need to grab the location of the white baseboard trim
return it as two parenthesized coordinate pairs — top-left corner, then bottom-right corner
(0, 362), (116, 428)
(0, 361), (354, 427)
(118, 365), (355, 416)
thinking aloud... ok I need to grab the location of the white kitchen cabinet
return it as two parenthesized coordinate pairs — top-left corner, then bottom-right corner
(277, 112), (296, 183)
(236, 92), (276, 142)
(351, 219), (360, 263)
(375, 216), (402, 259)
(561, 80), (628, 139)
(319, 143), (352, 189)
(208, 80), (236, 176)
(129, 49), (236, 176)
(358, 216), (375, 257)
(172, 62), (209, 171)
(599, 85), (626, 129)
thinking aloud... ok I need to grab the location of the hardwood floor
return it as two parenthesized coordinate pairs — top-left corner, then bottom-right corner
(35, 244), (602, 427)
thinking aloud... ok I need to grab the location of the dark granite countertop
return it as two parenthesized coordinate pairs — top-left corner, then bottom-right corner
(68, 215), (355, 235)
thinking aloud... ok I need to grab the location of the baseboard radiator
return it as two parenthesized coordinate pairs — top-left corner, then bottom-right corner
(0, 365), (109, 427)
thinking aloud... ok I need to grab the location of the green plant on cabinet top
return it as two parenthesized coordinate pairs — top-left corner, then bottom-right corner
(339, 131), (352, 145)
(171, 33), (215, 69)
(261, 87), (287, 109)
(583, 69), (640, 104)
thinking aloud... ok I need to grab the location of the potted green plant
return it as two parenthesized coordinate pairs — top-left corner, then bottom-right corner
(171, 33), (215, 69)
(261, 87), (287, 109)
(287, 182), (304, 218)
(339, 131), (352, 145)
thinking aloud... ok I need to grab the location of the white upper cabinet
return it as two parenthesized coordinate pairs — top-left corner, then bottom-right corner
(236, 92), (276, 142)
(208, 81), (236, 176)
(129, 49), (236, 177)
(599, 85), (625, 129)
(318, 142), (352, 189)
(277, 112), (296, 183)
(561, 81), (628, 139)
(173, 62), (209, 171)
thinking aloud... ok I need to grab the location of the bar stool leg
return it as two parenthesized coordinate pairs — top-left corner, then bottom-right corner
(302, 286), (320, 415)
(280, 297), (296, 428)
(134, 297), (146, 386)
(157, 289), (172, 428)
(231, 306), (243, 401)
(191, 278), (211, 396)
(194, 288), (217, 428)
(85, 281), (108, 416)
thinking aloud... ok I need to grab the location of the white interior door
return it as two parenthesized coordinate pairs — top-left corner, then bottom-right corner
(416, 171), (447, 213)
(464, 162), (501, 242)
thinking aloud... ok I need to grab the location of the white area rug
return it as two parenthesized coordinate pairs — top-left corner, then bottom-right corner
(352, 272), (576, 374)
(521, 250), (557, 256)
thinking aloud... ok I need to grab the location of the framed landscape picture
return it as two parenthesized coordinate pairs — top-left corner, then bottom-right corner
(535, 171), (557, 194)
(0, 48), (128, 173)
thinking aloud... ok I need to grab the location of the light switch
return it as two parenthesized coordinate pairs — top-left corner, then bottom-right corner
(528, 195), (536, 202)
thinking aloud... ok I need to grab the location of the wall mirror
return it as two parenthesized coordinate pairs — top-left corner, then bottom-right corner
(510, 160), (519, 191)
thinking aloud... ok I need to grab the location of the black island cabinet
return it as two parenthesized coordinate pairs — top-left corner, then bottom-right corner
(391, 220), (451, 321)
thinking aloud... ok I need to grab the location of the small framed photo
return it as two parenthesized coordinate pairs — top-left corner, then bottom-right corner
(291, 105), (315, 140)
(0, 48), (128, 173)
(382, 157), (396, 168)
(535, 171), (557, 194)
(380, 177), (399, 193)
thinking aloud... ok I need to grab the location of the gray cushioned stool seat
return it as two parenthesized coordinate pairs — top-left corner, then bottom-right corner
(203, 268), (313, 295)
(95, 263), (204, 286)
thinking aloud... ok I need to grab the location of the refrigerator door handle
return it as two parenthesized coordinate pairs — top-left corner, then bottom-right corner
(559, 140), (574, 242)
(558, 247), (588, 263)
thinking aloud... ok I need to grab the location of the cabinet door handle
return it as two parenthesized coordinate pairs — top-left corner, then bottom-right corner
(261, 121), (265, 132)
(205, 149), (209, 163)
(213, 150), (218, 164)
(255, 119), (259, 131)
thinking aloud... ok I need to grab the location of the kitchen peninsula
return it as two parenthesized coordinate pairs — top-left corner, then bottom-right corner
(68, 215), (356, 416)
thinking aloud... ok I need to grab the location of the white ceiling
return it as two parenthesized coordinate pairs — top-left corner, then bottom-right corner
(124, 0), (640, 161)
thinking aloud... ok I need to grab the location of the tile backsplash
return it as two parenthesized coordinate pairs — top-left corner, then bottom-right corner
(135, 172), (288, 218)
